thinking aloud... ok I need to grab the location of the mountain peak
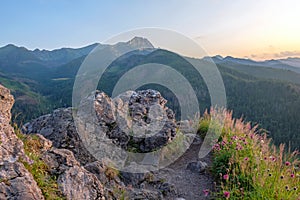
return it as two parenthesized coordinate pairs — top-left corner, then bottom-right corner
(127, 37), (154, 49)
(224, 56), (235, 60)
(3, 44), (18, 48)
(213, 55), (224, 60)
(0, 44), (20, 51)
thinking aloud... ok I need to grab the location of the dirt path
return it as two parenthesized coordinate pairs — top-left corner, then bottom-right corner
(154, 136), (214, 200)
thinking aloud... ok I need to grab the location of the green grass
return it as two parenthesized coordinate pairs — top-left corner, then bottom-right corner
(112, 186), (128, 200)
(14, 125), (65, 200)
(199, 110), (300, 199)
(0, 75), (39, 99)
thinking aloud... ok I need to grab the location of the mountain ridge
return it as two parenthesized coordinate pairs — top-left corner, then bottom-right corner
(2, 41), (299, 64)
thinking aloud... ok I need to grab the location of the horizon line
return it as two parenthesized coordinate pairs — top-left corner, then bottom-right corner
(1, 42), (299, 62)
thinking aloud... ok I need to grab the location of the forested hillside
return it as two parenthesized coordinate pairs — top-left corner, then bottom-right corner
(0, 41), (299, 150)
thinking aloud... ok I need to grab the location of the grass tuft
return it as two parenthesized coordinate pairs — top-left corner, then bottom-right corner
(199, 110), (300, 199)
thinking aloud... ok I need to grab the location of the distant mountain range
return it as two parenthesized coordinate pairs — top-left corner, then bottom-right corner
(2, 39), (300, 72)
(205, 55), (300, 73)
(0, 37), (299, 150)
(0, 43), (99, 67)
(2, 38), (300, 69)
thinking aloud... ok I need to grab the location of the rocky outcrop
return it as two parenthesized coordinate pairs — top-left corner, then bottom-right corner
(0, 85), (106, 200)
(94, 90), (177, 152)
(20, 88), (211, 200)
(23, 89), (177, 164)
(19, 89), (181, 199)
(0, 84), (44, 200)
(40, 141), (105, 200)
(23, 108), (96, 165)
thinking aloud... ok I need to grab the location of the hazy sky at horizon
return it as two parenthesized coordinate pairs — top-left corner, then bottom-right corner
(1, 0), (300, 60)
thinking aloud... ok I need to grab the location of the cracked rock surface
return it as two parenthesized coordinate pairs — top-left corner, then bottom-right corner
(0, 84), (44, 200)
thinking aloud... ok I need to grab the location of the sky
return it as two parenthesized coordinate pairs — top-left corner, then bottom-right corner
(1, 0), (300, 60)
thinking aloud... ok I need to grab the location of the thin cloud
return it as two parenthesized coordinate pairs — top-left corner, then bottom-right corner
(276, 51), (300, 57)
(249, 50), (300, 60)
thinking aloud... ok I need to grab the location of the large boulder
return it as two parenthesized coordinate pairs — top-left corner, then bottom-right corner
(94, 90), (177, 152)
(23, 89), (177, 163)
(41, 147), (105, 200)
(0, 84), (44, 200)
(23, 107), (96, 165)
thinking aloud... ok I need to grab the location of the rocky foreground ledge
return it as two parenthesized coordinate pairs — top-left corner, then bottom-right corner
(1, 85), (212, 200)
(0, 85), (44, 199)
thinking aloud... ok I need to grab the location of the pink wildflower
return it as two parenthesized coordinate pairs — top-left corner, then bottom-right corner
(224, 191), (230, 199)
(291, 174), (295, 178)
(231, 136), (238, 141)
(213, 144), (221, 151)
(223, 174), (229, 180)
(202, 189), (209, 196)
(221, 141), (227, 146)
(270, 156), (276, 162)
(235, 145), (243, 150)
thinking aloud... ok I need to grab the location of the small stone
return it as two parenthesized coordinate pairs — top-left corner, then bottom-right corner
(186, 161), (208, 173)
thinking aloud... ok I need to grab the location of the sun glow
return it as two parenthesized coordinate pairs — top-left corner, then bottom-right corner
(195, 0), (300, 60)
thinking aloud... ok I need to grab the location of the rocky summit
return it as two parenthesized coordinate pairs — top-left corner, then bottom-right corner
(93, 90), (177, 153)
(1, 85), (212, 200)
